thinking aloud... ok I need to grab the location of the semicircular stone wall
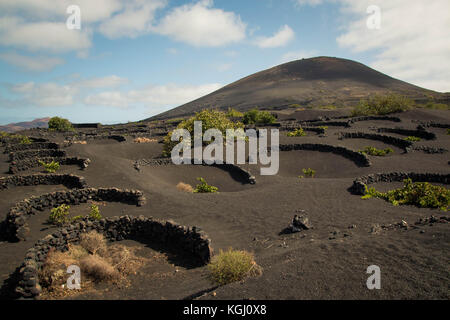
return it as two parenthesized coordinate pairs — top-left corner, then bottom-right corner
(15, 215), (213, 299)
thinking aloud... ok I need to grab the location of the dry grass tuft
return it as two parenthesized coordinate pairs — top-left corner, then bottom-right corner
(80, 231), (107, 255)
(208, 248), (262, 286)
(176, 182), (194, 193)
(134, 137), (157, 143)
(79, 254), (119, 282)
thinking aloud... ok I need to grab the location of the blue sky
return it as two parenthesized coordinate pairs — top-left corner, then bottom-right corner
(0, 0), (449, 125)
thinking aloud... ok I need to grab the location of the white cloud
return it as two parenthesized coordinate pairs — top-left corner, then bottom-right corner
(280, 50), (318, 63)
(255, 25), (295, 48)
(336, 0), (450, 92)
(75, 75), (128, 88)
(85, 83), (223, 107)
(0, 0), (123, 23)
(98, 0), (166, 39)
(153, 0), (246, 47)
(0, 17), (92, 53)
(0, 52), (64, 71)
(11, 82), (78, 107)
(296, 0), (324, 6)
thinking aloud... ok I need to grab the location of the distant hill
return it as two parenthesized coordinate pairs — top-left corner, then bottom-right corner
(0, 117), (50, 133)
(147, 56), (447, 120)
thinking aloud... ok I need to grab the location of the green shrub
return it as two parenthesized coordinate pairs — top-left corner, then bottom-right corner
(404, 136), (421, 142)
(421, 102), (450, 110)
(447, 128), (450, 135)
(287, 128), (306, 137)
(38, 160), (60, 173)
(19, 136), (32, 145)
(162, 109), (243, 157)
(359, 146), (394, 156)
(48, 204), (71, 226)
(242, 108), (276, 125)
(301, 168), (316, 178)
(208, 248), (262, 286)
(48, 116), (74, 132)
(319, 105), (337, 110)
(194, 177), (218, 193)
(88, 204), (102, 221)
(351, 94), (412, 116)
(362, 179), (449, 211)
(226, 107), (244, 118)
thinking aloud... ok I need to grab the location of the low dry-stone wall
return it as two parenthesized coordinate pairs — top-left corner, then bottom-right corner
(0, 174), (87, 190)
(279, 143), (371, 167)
(377, 128), (436, 140)
(4, 142), (60, 153)
(15, 215), (212, 299)
(9, 149), (66, 162)
(9, 156), (90, 174)
(4, 188), (146, 241)
(412, 146), (448, 154)
(347, 115), (401, 124)
(134, 158), (256, 184)
(350, 172), (450, 195)
(414, 121), (450, 129)
(338, 132), (413, 151)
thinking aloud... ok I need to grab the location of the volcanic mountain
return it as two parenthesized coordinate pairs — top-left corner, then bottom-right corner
(148, 56), (446, 120)
(0, 117), (50, 133)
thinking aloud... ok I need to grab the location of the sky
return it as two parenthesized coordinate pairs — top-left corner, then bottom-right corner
(0, 0), (449, 125)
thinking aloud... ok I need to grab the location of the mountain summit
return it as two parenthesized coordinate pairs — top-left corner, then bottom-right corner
(149, 56), (444, 120)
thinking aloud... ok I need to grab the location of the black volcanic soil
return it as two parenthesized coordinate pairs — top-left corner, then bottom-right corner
(0, 108), (449, 300)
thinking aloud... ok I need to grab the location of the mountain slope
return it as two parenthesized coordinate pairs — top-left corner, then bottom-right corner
(148, 56), (445, 120)
(0, 117), (50, 133)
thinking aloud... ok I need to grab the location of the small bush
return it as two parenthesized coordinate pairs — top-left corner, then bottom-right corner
(302, 168), (316, 178)
(359, 146), (394, 156)
(226, 107), (244, 118)
(194, 177), (218, 193)
(287, 128), (306, 137)
(48, 116), (74, 132)
(80, 231), (107, 255)
(208, 248), (262, 286)
(404, 136), (421, 142)
(162, 109), (243, 157)
(19, 136), (32, 144)
(176, 182), (194, 193)
(362, 179), (449, 211)
(79, 254), (119, 282)
(38, 160), (60, 173)
(447, 129), (450, 135)
(242, 108), (276, 125)
(351, 94), (412, 116)
(421, 102), (450, 110)
(88, 204), (102, 221)
(48, 204), (70, 226)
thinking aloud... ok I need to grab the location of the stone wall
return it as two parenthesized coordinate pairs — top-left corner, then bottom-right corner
(279, 143), (371, 167)
(9, 149), (67, 162)
(134, 158), (256, 184)
(338, 132), (413, 151)
(0, 174), (87, 190)
(377, 128), (436, 140)
(350, 172), (450, 195)
(4, 187), (146, 241)
(9, 156), (90, 174)
(4, 142), (59, 153)
(15, 215), (212, 299)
